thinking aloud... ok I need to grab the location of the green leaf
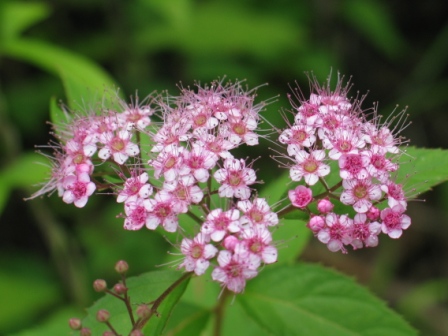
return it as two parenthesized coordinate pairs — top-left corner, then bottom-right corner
(0, 254), (62, 334)
(164, 301), (211, 336)
(82, 270), (189, 335)
(2, 38), (119, 108)
(9, 306), (82, 336)
(238, 263), (417, 336)
(274, 219), (311, 263)
(0, 2), (50, 41)
(342, 0), (408, 59)
(397, 147), (448, 196)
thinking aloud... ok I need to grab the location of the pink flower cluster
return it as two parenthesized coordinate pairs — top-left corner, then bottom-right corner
(29, 74), (414, 292)
(279, 74), (411, 253)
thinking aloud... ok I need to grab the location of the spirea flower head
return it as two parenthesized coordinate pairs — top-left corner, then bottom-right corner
(277, 72), (413, 253)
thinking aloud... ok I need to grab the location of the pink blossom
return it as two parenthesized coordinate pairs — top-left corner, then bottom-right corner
(181, 145), (218, 182)
(380, 205), (411, 238)
(123, 200), (149, 230)
(340, 179), (382, 213)
(178, 233), (218, 275)
(350, 214), (381, 249)
(324, 129), (365, 160)
(201, 208), (241, 242)
(290, 150), (330, 185)
(214, 158), (256, 200)
(117, 172), (153, 203)
(237, 226), (278, 264)
(338, 153), (370, 180)
(288, 185), (312, 208)
(162, 175), (204, 213)
(98, 129), (139, 164)
(278, 124), (316, 156)
(211, 250), (260, 293)
(61, 173), (96, 208)
(150, 145), (188, 181)
(317, 213), (353, 253)
(237, 198), (279, 227)
(381, 181), (407, 209)
(143, 192), (181, 232)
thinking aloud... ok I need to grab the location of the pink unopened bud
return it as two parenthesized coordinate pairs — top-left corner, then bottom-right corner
(93, 279), (107, 292)
(288, 185), (312, 208)
(317, 198), (334, 214)
(113, 283), (128, 295)
(136, 304), (151, 319)
(223, 235), (239, 251)
(115, 260), (129, 274)
(130, 330), (145, 336)
(96, 309), (110, 323)
(103, 331), (115, 336)
(68, 318), (82, 330)
(366, 206), (380, 220)
(80, 327), (92, 336)
(307, 216), (325, 233)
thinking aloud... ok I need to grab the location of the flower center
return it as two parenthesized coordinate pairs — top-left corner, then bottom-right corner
(250, 209), (264, 223)
(249, 240), (262, 253)
(191, 245), (203, 259)
(164, 156), (176, 169)
(71, 182), (87, 198)
(303, 159), (318, 173)
(232, 122), (246, 136)
(293, 130), (307, 142)
(353, 184), (367, 199)
(228, 172), (242, 186)
(155, 204), (170, 218)
(194, 114), (207, 127)
(111, 137), (125, 152)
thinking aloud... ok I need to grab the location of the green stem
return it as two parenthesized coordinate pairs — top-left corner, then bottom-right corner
(213, 289), (230, 336)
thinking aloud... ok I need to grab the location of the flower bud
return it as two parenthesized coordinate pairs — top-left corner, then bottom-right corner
(93, 279), (108, 292)
(307, 216), (325, 233)
(130, 330), (144, 336)
(366, 206), (380, 220)
(113, 283), (128, 295)
(115, 260), (129, 274)
(80, 327), (92, 336)
(136, 304), (151, 319)
(68, 318), (82, 330)
(96, 309), (110, 323)
(317, 198), (334, 214)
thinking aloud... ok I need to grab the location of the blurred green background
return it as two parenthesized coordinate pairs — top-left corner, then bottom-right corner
(1, 0), (447, 335)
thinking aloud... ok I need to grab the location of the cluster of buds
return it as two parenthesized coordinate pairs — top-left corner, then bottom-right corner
(69, 261), (147, 335)
(278, 74), (411, 253)
(30, 74), (413, 293)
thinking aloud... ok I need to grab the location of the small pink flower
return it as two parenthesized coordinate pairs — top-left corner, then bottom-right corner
(201, 208), (240, 242)
(162, 175), (204, 213)
(381, 181), (407, 209)
(211, 250), (260, 293)
(98, 129), (139, 164)
(181, 145), (218, 182)
(350, 214), (381, 249)
(123, 200), (149, 230)
(380, 205), (411, 239)
(279, 124), (316, 156)
(214, 158), (256, 200)
(288, 185), (312, 208)
(143, 192), (181, 232)
(237, 226), (278, 264)
(178, 233), (218, 275)
(117, 172), (153, 203)
(62, 173), (96, 208)
(290, 150), (330, 185)
(317, 213), (353, 253)
(340, 179), (382, 214)
(338, 153), (370, 180)
(237, 198), (279, 227)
